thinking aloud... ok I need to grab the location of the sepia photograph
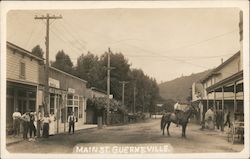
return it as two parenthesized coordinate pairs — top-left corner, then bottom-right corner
(0, 1), (249, 159)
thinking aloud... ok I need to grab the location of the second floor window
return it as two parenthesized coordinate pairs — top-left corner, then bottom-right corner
(20, 62), (25, 79)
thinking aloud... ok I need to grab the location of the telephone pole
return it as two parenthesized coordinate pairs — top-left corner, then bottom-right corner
(35, 14), (62, 113)
(119, 81), (129, 108)
(133, 83), (136, 113)
(106, 48), (115, 125)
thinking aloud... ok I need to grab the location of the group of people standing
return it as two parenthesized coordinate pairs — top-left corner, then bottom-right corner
(12, 108), (57, 140)
(204, 106), (231, 131)
(12, 108), (77, 140)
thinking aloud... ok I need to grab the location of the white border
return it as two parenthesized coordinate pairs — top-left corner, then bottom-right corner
(1, 1), (249, 159)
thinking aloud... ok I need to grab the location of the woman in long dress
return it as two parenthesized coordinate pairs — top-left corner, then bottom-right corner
(49, 113), (56, 135)
(42, 112), (51, 138)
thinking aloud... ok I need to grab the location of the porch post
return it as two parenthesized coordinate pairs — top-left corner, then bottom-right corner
(213, 90), (216, 110)
(36, 85), (39, 114)
(222, 86), (224, 111)
(56, 94), (60, 134)
(206, 92), (209, 110)
(234, 82), (237, 113)
(64, 94), (67, 133)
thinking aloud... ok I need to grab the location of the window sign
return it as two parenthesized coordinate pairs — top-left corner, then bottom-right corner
(109, 94), (113, 99)
(49, 78), (60, 88)
(68, 88), (75, 94)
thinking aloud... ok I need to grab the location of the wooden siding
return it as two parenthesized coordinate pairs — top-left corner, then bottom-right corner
(214, 55), (240, 84)
(7, 47), (39, 84)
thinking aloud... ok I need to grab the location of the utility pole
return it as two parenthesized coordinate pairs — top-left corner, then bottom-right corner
(133, 83), (136, 113)
(142, 90), (145, 113)
(106, 48), (115, 125)
(119, 81), (129, 108)
(35, 14), (62, 114)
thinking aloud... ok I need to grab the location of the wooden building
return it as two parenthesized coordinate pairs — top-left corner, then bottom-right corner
(39, 66), (88, 133)
(192, 10), (244, 123)
(200, 52), (243, 121)
(6, 42), (43, 133)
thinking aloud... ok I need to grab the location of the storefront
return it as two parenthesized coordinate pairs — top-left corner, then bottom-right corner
(6, 42), (43, 134)
(39, 66), (88, 133)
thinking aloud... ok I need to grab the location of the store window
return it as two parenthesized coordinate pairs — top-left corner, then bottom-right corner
(29, 100), (36, 112)
(79, 97), (83, 119)
(67, 94), (79, 122)
(75, 107), (78, 122)
(7, 87), (14, 96)
(67, 107), (73, 115)
(18, 89), (26, 97)
(50, 94), (55, 114)
(67, 94), (73, 105)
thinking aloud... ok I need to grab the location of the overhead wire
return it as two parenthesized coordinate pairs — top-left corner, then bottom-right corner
(49, 27), (84, 61)
(56, 20), (88, 52)
(36, 16), (240, 76)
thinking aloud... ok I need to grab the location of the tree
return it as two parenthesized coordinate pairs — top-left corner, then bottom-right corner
(75, 52), (104, 88)
(126, 69), (160, 114)
(51, 50), (74, 74)
(99, 52), (131, 100)
(31, 45), (44, 58)
(54, 48), (161, 115)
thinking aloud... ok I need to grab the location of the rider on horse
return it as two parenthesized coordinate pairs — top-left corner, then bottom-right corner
(174, 101), (182, 127)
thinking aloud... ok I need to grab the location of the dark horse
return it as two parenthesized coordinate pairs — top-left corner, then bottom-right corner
(160, 105), (197, 138)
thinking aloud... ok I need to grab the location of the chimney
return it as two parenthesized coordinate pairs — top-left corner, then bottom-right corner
(221, 58), (223, 64)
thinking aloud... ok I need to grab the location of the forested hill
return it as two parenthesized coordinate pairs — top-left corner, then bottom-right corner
(158, 70), (210, 102)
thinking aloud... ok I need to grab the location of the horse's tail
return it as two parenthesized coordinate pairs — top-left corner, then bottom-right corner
(160, 115), (165, 130)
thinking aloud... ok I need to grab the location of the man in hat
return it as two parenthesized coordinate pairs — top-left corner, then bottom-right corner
(21, 111), (30, 140)
(12, 108), (21, 137)
(174, 101), (182, 127)
(68, 112), (76, 134)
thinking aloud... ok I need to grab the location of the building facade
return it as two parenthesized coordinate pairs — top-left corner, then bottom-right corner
(192, 11), (244, 123)
(192, 51), (243, 123)
(6, 42), (43, 133)
(39, 66), (88, 133)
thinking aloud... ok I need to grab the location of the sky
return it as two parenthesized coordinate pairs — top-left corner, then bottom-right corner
(7, 8), (241, 83)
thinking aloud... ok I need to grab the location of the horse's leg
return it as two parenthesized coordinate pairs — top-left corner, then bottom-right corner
(167, 122), (171, 136)
(182, 124), (187, 138)
(162, 121), (167, 136)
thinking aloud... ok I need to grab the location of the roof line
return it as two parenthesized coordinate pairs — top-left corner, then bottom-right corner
(200, 51), (240, 83)
(90, 87), (107, 94)
(7, 41), (44, 61)
(49, 66), (88, 84)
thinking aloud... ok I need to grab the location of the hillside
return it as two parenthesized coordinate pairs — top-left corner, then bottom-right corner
(158, 70), (210, 102)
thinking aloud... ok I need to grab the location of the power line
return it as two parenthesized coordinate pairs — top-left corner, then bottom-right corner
(56, 20), (88, 52)
(60, 18), (88, 52)
(68, 24), (239, 72)
(40, 16), (240, 76)
(25, 23), (39, 48)
(125, 53), (235, 59)
(50, 27), (84, 55)
(62, 18), (87, 45)
(38, 16), (87, 56)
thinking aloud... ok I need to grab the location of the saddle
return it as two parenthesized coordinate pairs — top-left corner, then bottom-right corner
(170, 111), (183, 122)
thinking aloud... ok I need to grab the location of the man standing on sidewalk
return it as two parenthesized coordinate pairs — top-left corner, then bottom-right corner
(21, 111), (30, 140)
(68, 112), (76, 134)
(12, 108), (21, 137)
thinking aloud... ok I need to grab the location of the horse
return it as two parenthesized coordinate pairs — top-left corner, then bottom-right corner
(160, 105), (198, 138)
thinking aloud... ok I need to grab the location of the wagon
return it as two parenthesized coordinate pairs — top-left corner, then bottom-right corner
(227, 113), (244, 144)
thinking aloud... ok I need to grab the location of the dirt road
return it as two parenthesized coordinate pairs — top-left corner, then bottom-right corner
(6, 118), (243, 153)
